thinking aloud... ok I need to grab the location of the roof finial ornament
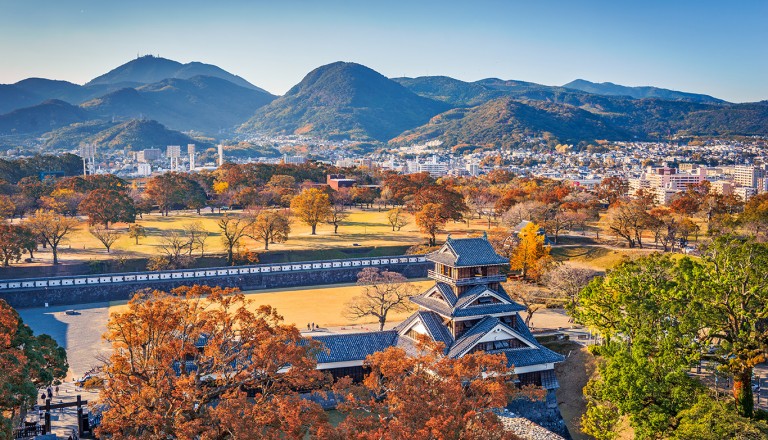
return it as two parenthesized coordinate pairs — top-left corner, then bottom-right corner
(446, 233), (452, 241)
(482, 230), (488, 240)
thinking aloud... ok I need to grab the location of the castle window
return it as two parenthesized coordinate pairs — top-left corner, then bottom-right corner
(470, 337), (527, 353)
(469, 295), (501, 307)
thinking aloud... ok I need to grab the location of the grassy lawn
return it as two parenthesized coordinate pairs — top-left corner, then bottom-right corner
(22, 209), (499, 266)
(108, 280), (435, 329)
(551, 245), (657, 272)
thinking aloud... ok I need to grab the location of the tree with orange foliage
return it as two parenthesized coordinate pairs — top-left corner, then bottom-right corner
(595, 176), (628, 205)
(324, 336), (534, 440)
(415, 203), (448, 246)
(25, 209), (78, 264)
(97, 285), (329, 440)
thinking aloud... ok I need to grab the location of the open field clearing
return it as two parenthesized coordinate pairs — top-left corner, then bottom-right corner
(10, 208), (507, 267)
(551, 245), (659, 272)
(106, 280), (435, 329)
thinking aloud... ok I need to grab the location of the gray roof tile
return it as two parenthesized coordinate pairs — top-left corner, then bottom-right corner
(312, 331), (398, 364)
(411, 292), (525, 318)
(504, 348), (564, 368)
(427, 237), (509, 268)
(447, 316), (500, 358)
(540, 369), (560, 390)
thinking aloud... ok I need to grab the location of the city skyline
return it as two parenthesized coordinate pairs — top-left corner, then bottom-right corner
(1, 0), (767, 102)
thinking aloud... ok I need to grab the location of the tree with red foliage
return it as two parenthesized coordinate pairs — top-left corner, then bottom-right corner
(595, 176), (628, 205)
(78, 188), (136, 229)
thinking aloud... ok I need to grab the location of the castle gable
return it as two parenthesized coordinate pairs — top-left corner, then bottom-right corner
(427, 236), (508, 268)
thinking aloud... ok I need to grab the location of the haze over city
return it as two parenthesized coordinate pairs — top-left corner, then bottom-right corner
(1, 0), (767, 102)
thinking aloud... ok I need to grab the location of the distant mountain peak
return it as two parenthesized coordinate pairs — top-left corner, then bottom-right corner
(240, 61), (448, 141)
(562, 79), (725, 104)
(86, 55), (267, 93)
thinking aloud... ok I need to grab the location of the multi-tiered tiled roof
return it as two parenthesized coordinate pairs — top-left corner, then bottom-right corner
(313, 235), (564, 389)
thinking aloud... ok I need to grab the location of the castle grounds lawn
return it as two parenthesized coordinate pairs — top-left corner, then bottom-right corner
(107, 280), (435, 330)
(15, 208), (499, 267)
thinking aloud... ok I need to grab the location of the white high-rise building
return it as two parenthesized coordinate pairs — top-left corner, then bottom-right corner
(217, 144), (225, 167)
(167, 145), (181, 171)
(79, 143), (96, 176)
(187, 144), (196, 171)
(733, 165), (764, 190)
(137, 162), (152, 177)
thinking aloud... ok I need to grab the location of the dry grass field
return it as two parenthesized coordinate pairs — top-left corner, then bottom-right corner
(107, 280), (435, 329)
(17, 208), (500, 266)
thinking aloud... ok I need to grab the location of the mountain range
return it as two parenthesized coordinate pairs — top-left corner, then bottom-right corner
(562, 79), (724, 104)
(1, 56), (766, 152)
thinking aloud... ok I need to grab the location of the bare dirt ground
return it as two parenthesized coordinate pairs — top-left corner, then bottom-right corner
(547, 342), (597, 440)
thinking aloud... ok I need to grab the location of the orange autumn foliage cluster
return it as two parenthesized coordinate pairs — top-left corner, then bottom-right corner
(97, 285), (327, 440)
(326, 336), (542, 440)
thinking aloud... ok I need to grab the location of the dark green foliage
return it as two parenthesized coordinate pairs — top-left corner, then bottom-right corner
(671, 395), (768, 440)
(392, 76), (504, 106)
(40, 120), (116, 150)
(84, 119), (209, 150)
(396, 76), (768, 145)
(0, 99), (91, 135)
(0, 299), (68, 437)
(390, 97), (632, 148)
(239, 62), (449, 141)
(681, 101), (768, 136)
(574, 243), (768, 438)
(0, 153), (82, 184)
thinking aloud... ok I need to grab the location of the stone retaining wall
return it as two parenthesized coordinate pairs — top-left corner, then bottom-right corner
(1, 262), (430, 309)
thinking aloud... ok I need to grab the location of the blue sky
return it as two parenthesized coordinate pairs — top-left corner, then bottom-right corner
(1, 0), (766, 102)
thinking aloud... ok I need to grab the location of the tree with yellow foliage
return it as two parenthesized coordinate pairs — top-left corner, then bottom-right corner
(510, 222), (550, 281)
(290, 188), (331, 235)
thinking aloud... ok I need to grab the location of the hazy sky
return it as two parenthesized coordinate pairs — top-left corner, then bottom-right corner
(1, 0), (766, 102)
